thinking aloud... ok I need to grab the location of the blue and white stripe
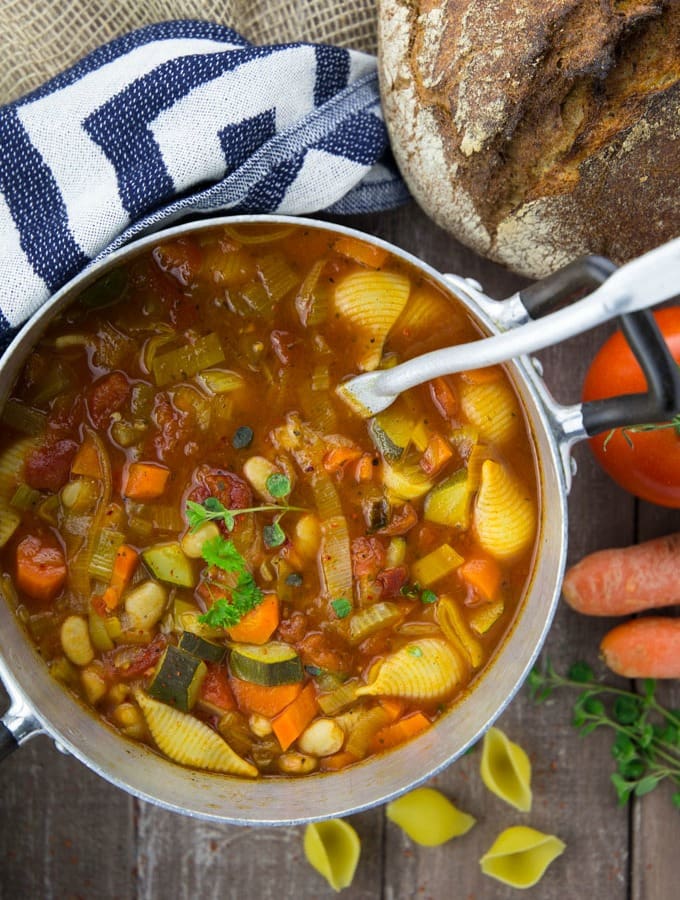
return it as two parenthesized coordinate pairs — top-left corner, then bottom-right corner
(0, 20), (408, 343)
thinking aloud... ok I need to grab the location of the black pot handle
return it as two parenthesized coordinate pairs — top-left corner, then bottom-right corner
(518, 256), (680, 437)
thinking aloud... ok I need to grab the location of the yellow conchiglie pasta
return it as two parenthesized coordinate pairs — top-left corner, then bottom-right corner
(480, 826), (566, 889)
(303, 819), (361, 892)
(355, 638), (465, 702)
(386, 787), (476, 846)
(473, 460), (536, 560)
(134, 690), (257, 777)
(480, 727), (532, 812)
(459, 380), (520, 446)
(334, 270), (411, 370)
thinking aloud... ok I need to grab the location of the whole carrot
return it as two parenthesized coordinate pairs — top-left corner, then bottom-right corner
(600, 617), (680, 679)
(562, 533), (680, 616)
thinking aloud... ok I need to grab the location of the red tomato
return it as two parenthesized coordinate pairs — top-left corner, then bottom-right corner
(582, 307), (680, 507)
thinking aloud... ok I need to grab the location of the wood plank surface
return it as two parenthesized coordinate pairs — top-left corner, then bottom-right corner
(1, 201), (679, 899)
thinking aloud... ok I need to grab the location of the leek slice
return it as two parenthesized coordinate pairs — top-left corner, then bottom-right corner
(198, 369), (245, 394)
(295, 259), (329, 327)
(88, 529), (125, 582)
(317, 680), (360, 716)
(469, 600), (505, 635)
(134, 689), (258, 777)
(152, 333), (225, 386)
(0, 502), (20, 548)
(10, 483), (41, 511)
(257, 252), (299, 303)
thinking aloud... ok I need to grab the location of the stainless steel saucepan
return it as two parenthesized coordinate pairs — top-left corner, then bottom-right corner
(1, 215), (678, 825)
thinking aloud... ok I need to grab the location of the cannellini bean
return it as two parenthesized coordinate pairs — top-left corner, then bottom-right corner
(277, 751), (319, 775)
(80, 665), (108, 705)
(112, 702), (144, 729)
(294, 514), (321, 560)
(124, 581), (168, 629)
(181, 521), (220, 558)
(107, 683), (129, 705)
(60, 615), (95, 666)
(243, 455), (279, 501)
(298, 717), (345, 757)
(248, 713), (273, 737)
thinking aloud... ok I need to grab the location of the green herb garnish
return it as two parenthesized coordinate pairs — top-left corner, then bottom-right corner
(263, 521), (286, 548)
(198, 534), (264, 628)
(186, 494), (302, 533)
(285, 573), (303, 587)
(266, 472), (291, 498)
(529, 659), (680, 808)
(408, 645), (423, 658)
(400, 583), (421, 598)
(232, 426), (254, 449)
(421, 589), (437, 604)
(331, 598), (352, 619)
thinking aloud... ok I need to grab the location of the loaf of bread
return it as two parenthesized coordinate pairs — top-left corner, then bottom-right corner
(378, 0), (680, 278)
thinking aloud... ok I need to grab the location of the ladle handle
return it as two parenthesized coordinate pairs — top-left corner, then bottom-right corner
(517, 255), (680, 436)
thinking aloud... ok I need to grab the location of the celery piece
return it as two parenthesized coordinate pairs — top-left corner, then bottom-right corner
(257, 252), (299, 303)
(89, 611), (115, 652)
(410, 544), (464, 588)
(88, 529), (125, 582)
(10, 483), (41, 511)
(1, 399), (47, 436)
(198, 369), (245, 394)
(152, 333), (225, 387)
(469, 600), (505, 635)
(348, 602), (402, 645)
(0, 503), (20, 549)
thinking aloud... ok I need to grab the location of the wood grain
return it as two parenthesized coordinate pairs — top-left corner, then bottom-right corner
(1, 201), (678, 898)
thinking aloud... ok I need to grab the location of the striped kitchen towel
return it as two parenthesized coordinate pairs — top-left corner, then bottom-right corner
(0, 20), (408, 347)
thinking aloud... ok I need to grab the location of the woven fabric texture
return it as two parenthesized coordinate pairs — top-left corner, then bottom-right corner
(1, 1), (378, 104)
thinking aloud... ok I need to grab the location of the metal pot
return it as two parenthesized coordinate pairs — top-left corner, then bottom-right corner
(1, 215), (677, 824)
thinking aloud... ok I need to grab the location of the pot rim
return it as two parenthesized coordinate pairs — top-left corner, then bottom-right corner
(0, 214), (568, 824)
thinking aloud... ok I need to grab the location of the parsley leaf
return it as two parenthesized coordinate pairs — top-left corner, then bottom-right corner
(263, 521), (286, 548)
(185, 494), (303, 533)
(197, 535), (263, 628)
(421, 589), (437, 604)
(331, 598), (352, 619)
(202, 535), (245, 572)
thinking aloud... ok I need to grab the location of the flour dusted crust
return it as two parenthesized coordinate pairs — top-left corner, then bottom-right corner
(378, 0), (680, 278)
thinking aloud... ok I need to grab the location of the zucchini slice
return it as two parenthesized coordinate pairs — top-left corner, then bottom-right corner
(230, 641), (303, 686)
(148, 645), (207, 711)
(142, 542), (195, 587)
(178, 631), (227, 663)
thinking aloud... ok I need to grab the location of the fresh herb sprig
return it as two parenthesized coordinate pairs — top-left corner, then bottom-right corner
(186, 474), (301, 534)
(529, 659), (680, 808)
(198, 534), (263, 628)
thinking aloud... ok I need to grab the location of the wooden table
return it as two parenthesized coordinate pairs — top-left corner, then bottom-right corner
(1, 201), (679, 899)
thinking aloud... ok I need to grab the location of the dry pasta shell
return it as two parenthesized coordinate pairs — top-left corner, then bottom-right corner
(304, 819), (361, 892)
(473, 460), (536, 561)
(480, 726), (532, 812)
(480, 826), (566, 889)
(355, 638), (465, 702)
(134, 690), (257, 778)
(459, 380), (520, 446)
(333, 270), (411, 370)
(386, 787), (476, 846)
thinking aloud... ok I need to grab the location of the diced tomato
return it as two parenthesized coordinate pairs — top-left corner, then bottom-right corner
(24, 438), (78, 492)
(189, 465), (253, 532)
(277, 610), (308, 643)
(351, 536), (387, 579)
(87, 372), (130, 428)
(150, 392), (191, 464)
(297, 631), (354, 673)
(152, 238), (203, 288)
(199, 663), (236, 711)
(109, 634), (167, 679)
(376, 565), (409, 599)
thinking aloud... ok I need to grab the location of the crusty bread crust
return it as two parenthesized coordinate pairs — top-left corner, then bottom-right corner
(378, 0), (680, 277)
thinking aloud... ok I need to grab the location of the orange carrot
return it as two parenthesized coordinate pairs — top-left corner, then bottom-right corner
(600, 617), (680, 679)
(323, 445), (363, 474)
(199, 664), (236, 711)
(420, 432), (453, 476)
(333, 235), (388, 269)
(227, 593), (280, 644)
(429, 377), (457, 419)
(319, 751), (359, 772)
(123, 462), (170, 500)
(369, 711), (431, 754)
(230, 677), (303, 718)
(272, 682), (318, 750)
(563, 533), (680, 616)
(15, 535), (67, 603)
(71, 434), (103, 479)
(460, 556), (502, 602)
(101, 544), (139, 610)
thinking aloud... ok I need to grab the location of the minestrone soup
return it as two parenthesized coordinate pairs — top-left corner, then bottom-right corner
(0, 222), (538, 778)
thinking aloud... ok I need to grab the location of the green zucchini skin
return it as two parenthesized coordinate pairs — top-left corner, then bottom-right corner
(178, 631), (227, 663)
(230, 641), (303, 686)
(148, 645), (207, 711)
(141, 542), (196, 587)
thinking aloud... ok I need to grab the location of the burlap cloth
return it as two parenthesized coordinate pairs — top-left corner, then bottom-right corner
(1, 1), (378, 105)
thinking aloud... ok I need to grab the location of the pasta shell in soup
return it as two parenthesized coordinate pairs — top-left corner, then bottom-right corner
(459, 380), (520, 446)
(473, 460), (536, 560)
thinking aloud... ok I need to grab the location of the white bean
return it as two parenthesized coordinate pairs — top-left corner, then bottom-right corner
(125, 581), (168, 629)
(242, 455), (279, 501)
(80, 665), (107, 705)
(248, 713), (273, 737)
(181, 521), (220, 558)
(60, 615), (94, 666)
(277, 751), (319, 775)
(294, 513), (321, 560)
(298, 717), (345, 757)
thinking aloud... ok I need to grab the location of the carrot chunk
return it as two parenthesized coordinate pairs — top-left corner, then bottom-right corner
(15, 535), (67, 603)
(334, 235), (388, 269)
(459, 556), (502, 602)
(230, 677), (303, 718)
(369, 711), (431, 754)
(227, 593), (280, 645)
(420, 432), (454, 476)
(123, 462), (170, 500)
(272, 682), (319, 750)
(430, 377), (457, 419)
